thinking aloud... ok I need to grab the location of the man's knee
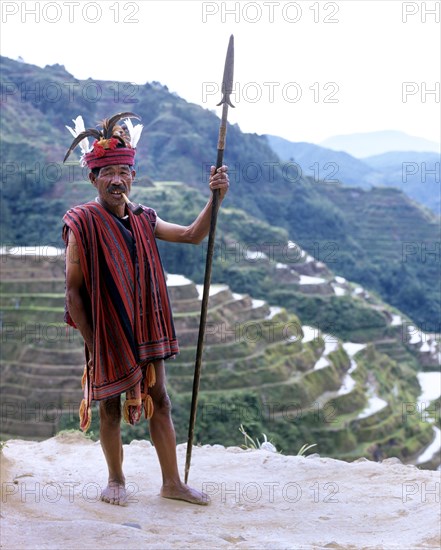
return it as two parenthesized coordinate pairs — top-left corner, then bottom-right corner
(151, 386), (172, 416)
(99, 396), (122, 425)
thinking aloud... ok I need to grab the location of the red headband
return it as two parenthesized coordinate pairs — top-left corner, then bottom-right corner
(84, 147), (136, 169)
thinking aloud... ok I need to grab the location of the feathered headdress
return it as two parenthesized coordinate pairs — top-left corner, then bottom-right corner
(64, 112), (144, 169)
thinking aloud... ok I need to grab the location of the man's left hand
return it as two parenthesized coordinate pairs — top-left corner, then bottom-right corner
(209, 165), (229, 201)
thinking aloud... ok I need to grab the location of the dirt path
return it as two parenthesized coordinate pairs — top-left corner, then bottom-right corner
(1, 433), (440, 549)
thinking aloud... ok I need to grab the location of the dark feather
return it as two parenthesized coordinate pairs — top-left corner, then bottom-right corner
(115, 135), (127, 148)
(63, 129), (101, 162)
(102, 112), (141, 139)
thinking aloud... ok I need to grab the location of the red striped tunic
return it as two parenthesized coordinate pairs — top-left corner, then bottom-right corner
(62, 201), (179, 401)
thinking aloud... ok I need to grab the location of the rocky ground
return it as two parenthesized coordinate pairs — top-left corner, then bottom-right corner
(1, 432), (440, 549)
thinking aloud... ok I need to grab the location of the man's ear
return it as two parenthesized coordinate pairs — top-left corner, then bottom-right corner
(89, 172), (97, 187)
(131, 169), (136, 179)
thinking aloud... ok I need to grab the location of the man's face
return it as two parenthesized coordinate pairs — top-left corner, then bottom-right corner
(89, 164), (136, 212)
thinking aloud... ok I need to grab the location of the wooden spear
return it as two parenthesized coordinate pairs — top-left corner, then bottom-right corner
(184, 35), (235, 484)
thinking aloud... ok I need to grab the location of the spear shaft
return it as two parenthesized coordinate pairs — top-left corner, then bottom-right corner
(184, 35), (235, 484)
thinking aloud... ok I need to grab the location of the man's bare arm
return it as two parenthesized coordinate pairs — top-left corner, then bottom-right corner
(154, 165), (229, 245)
(65, 231), (94, 354)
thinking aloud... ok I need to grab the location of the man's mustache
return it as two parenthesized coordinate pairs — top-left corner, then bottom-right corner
(107, 185), (127, 193)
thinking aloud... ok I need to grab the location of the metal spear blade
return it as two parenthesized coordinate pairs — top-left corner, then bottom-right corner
(216, 34), (235, 108)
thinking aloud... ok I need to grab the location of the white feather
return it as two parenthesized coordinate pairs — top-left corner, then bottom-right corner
(65, 115), (91, 155)
(124, 118), (143, 148)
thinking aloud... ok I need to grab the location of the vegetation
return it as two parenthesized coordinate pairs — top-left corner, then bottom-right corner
(1, 56), (439, 467)
(1, 55), (440, 329)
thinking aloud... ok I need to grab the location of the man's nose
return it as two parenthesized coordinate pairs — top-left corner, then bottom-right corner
(110, 174), (123, 184)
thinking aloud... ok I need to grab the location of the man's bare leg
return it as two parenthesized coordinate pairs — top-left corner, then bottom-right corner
(149, 360), (209, 505)
(99, 397), (128, 505)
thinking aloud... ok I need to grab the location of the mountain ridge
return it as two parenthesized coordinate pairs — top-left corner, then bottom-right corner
(265, 134), (441, 214)
(320, 130), (440, 157)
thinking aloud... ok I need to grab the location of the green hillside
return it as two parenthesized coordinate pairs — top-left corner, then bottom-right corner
(1, 249), (439, 469)
(1, 55), (439, 331)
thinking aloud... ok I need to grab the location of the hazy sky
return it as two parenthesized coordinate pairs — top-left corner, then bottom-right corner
(1, 0), (440, 144)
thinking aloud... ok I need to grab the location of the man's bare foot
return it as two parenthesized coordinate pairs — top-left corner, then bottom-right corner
(101, 480), (128, 506)
(161, 482), (210, 505)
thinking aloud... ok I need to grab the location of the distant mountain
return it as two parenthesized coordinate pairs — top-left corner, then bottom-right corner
(265, 135), (382, 188)
(364, 151), (440, 169)
(363, 151), (440, 215)
(320, 131), (440, 158)
(266, 135), (440, 214)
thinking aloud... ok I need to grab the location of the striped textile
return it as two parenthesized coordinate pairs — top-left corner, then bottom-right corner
(62, 201), (179, 403)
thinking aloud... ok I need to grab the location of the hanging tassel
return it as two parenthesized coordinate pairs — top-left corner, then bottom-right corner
(123, 398), (142, 424)
(142, 363), (156, 419)
(122, 400), (130, 423)
(144, 394), (154, 420)
(146, 362), (156, 388)
(79, 399), (91, 432)
(79, 357), (91, 431)
(81, 364), (87, 390)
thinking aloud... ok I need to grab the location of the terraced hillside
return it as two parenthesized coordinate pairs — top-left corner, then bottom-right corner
(1, 250), (439, 470)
